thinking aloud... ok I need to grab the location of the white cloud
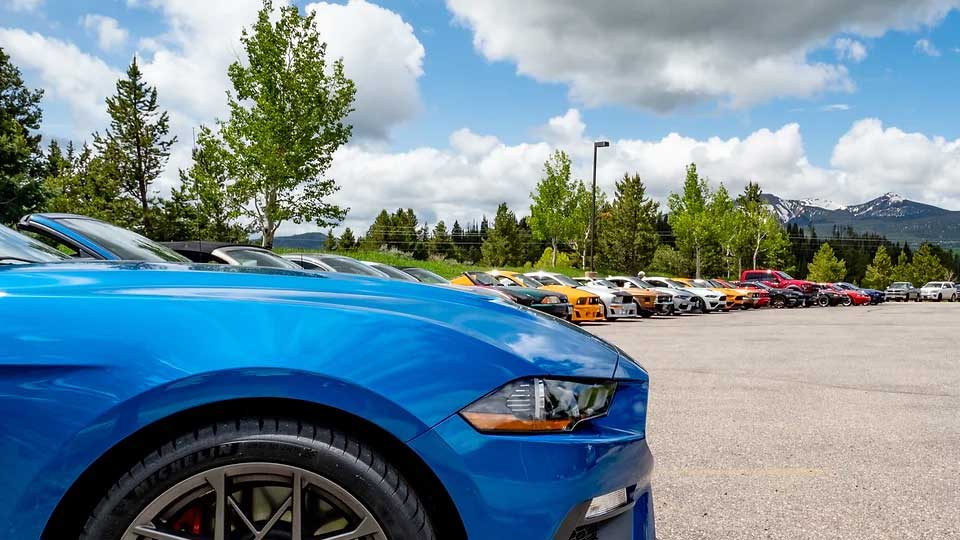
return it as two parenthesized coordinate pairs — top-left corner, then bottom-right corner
(914, 38), (941, 56)
(7, 0), (42, 12)
(306, 0), (425, 139)
(0, 28), (121, 136)
(821, 103), (851, 112)
(834, 38), (868, 62)
(81, 14), (129, 51)
(446, 0), (957, 111)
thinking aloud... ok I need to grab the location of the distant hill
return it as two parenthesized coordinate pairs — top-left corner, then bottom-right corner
(271, 232), (329, 250)
(762, 192), (960, 247)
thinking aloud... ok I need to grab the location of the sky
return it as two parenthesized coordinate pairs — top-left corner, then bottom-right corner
(4, 0), (960, 235)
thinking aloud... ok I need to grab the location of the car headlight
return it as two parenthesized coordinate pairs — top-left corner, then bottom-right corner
(461, 378), (617, 433)
(541, 295), (561, 304)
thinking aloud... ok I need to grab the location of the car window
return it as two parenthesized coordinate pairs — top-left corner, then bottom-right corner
(319, 256), (385, 276)
(368, 263), (418, 281)
(0, 225), (69, 263)
(536, 275), (560, 286)
(222, 248), (302, 269)
(402, 267), (449, 284)
(294, 259), (321, 270)
(53, 217), (189, 263)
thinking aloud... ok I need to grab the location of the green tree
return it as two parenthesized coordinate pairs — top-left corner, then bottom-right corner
(569, 180), (606, 269)
(535, 247), (572, 268)
(44, 143), (137, 224)
(892, 249), (912, 283)
(863, 246), (894, 289)
(482, 203), (522, 266)
(529, 150), (580, 267)
(339, 227), (356, 250)
(737, 182), (785, 270)
(807, 242), (847, 282)
(323, 229), (337, 250)
(668, 164), (712, 277)
(430, 220), (455, 259)
(94, 56), (176, 235)
(0, 47), (46, 223)
(649, 244), (691, 276)
(364, 210), (392, 249)
(597, 172), (659, 274)
(911, 243), (948, 284)
(213, 1), (356, 248)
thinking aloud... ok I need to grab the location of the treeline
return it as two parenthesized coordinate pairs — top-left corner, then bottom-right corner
(1, 1), (354, 247)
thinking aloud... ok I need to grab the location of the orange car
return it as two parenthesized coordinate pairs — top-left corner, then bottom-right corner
(487, 270), (605, 323)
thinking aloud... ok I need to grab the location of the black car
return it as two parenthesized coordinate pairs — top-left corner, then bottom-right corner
(454, 271), (574, 320)
(810, 285), (847, 307)
(737, 281), (805, 308)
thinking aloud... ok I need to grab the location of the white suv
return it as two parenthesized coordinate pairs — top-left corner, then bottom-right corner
(919, 281), (957, 302)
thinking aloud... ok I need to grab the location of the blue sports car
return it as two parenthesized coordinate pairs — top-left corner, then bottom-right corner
(0, 223), (655, 540)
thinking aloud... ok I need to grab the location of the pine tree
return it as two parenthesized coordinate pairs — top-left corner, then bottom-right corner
(339, 227), (356, 250)
(450, 220), (464, 260)
(0, 47), (46, 223)
(429, 220), (455, 259)
(481, 203), (522, 266)
(863, 246), (894, 289)
(324, 229), (337, 251)
(94, 56), (176, 236)
(911, 243), (948, 284)
(807, 242), (847, 283)
(598, 172), (660, 274)
(364, 210), (392, 249)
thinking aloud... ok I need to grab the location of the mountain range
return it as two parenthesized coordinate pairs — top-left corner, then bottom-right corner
(762, 192), (960, 247)
(271, 232), (329, 249)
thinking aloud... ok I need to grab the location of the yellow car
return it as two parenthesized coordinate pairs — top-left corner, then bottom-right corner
(487, 270), (605, 323)
(675, 278), (753, 311)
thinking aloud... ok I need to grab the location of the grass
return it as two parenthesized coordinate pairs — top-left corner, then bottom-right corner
(274, 247), (590, 279)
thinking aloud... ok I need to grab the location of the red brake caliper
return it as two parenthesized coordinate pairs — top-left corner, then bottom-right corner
(172, 505), (204, 536)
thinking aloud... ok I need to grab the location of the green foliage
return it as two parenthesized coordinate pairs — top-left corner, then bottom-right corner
(529, 150), (580, 267)
(535, 247), (571, 269)
(481, 202), (522, 266)
(570, 179), (604, 268)
(668, 164), (712, 277)
(910, 243), (948, 284)
(648, 244), (692, 276)
(0, 46), (46, 223)
(364, 210), (392, 249)
(806, 243), (847, 282)
(429, 220), (455, 259)
(862, 246), (894, 289)
(324, 229), (336, 251)
(597, 172), (659, 275)
(892, 249), (912, 283)
(94, 57), (176, 236)
(213, 0), (356, 247)
(338, 227), (356, 250)
(43, 143), (138, 225)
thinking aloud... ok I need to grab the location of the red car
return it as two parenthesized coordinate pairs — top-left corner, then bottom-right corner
(821, 283), (871, 306)
(741, 269), (818, 295)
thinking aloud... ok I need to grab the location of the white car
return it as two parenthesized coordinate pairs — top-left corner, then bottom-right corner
(524, 271), (637, 320)
(919, 281), (957, 302)
(644, 276), (726, 312)
(607, 275), (694, 314)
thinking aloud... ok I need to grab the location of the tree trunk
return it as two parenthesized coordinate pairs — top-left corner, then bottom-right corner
(695, 245), (701, 278)
(753, 238), (760, 269)
(551, 238), (558, 267)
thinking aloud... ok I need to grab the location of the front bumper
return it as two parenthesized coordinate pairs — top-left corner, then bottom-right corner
(533, 302), (575, 319)
(884, 291), (907, 300)
(607, 303), (638, 319)
(920, 291), (942, 300)
(408, 380), (655, 540)
(572, 304), (605, 322)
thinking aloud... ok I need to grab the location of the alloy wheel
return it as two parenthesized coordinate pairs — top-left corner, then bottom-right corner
(122, 462), (386, 540)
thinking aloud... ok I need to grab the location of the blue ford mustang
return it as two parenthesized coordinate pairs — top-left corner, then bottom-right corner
(0, 223), (654, 540)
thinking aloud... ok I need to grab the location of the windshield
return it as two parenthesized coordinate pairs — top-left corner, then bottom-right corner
(0, 225), (68, 263)
(319, 256), (386, 276)
(512, 274), (543, 288)
(667, 279), (691, 288)
(922, 282), (941, 288)
(369, 263), (418, 282)
(890, 282), (910, 289)
(591, 279), (618, 288)
(223, 248), (301, 269)
(776, 271), (795, 280)
(403, 267), (449, 284)
(54, 217), (188, 263)
(469, 272), (499, 286)
(548, 274), (581, 287)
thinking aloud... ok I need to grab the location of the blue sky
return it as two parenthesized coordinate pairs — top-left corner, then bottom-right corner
(4, 0), (960, 233)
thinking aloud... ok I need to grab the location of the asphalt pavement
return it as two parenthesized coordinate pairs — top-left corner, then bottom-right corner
(588, 302), (960, 540)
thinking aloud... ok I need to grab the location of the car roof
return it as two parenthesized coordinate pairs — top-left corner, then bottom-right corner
(164, 241), (266, 255)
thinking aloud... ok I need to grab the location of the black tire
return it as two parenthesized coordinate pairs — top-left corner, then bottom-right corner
(81, 417), (436, 540)
(817, 295), (830, 308)
(772, 297), (786, 309)
(842, 296), (853, 307)
(938, 293), (943, 302)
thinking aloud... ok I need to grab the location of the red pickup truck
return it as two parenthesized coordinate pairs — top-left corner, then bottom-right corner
(740, 269), (818, 294)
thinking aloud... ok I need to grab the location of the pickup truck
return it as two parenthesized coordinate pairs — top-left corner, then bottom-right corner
(740, 269), (818, 294)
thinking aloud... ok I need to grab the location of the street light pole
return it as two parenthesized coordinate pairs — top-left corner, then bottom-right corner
(590, 141), (610, 272)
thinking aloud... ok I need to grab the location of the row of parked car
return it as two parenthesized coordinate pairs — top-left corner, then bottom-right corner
(884, 281), (960, 302)
(8, 214), (908, 325)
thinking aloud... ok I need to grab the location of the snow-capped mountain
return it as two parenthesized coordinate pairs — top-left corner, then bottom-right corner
(761, 193), (960, 246)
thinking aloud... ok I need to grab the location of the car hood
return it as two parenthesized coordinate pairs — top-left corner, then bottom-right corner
(495, 286), (565, 302)
(683, 287), (720, 297)
(0, 262), (625, 380)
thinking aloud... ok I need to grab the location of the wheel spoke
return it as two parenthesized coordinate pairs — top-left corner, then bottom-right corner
(322, 516), (384, 540)
(227, 495), (258, 535)
(292, 471), (302, 540)
(254, 495), (292, 540)
(206, 468), (227, 540)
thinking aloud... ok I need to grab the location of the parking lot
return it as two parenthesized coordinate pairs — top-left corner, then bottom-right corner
(589, 303), (960, 539)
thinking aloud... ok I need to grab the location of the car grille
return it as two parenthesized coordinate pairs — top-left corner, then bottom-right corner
(719, 295), (727, 302)
(657, 295), (671, 303)
(569, 524), (599, 540)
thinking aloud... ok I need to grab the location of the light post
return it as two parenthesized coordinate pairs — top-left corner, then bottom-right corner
(590, 140), (610, 272)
